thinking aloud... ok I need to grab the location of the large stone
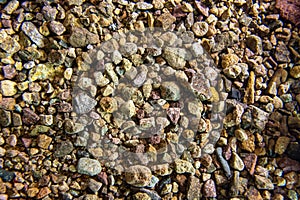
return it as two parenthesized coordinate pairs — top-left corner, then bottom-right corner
(162, 47), (186, 69)
(0, 80), (17, 96)
(125, 165), (152, 187)
(21, 22), (47, 48)
(77, 158), (102, 176)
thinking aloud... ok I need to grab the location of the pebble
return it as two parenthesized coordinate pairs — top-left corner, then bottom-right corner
(243, 71), (255, 104)
(234, 128), (248, 141)
(22, 108), (40, 125)
(290, 65), (300, 78)
(246, 35), (263, 55)
(221, 53), (239, 69)
(192, 22), (209, 37)
(157, 13), (176, 30)
(230, 152), (245, 171)
(54, 140), (74, 157)
(0, 80), (17, 96)
(49, 21), (66, 35)
(69, 27), (100, 47)
(77, 158), (102, 176)
(223, 64), (242, 79)
(37, 187), (51, 199)
(246, 186), (263, 200)
(125, 165), (152, 187)
(160, 82), (181, 101)
(203, 179), (217, 198)
(27, 187), (39, 198)
(74, 92), (97, 114)
(174, 159), (195, 174)
(0, 109), (11, 127)
(254, 175), (274, 190)
(88, 179), (103, 193)
(37, 134), (52, 149)
(100, 97), (118, 113)
(275, 136), (291, 155)
(275, 42), (290, 63)
(216, 147), (232, 178)
(187, 176), (202, 199)
(243, 153), (257, 175)
(133, 192), (151, 200)
(162, 47), (186, 69)
(136, 2), (153, 10)
(21, 22), (46, 48)
(2, 65), (17, 79)
(0, 169), (15, 182)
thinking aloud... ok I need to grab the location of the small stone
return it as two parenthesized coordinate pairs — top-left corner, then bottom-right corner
(162, 47), (186, 69)
(187, 176), (202, 199)
(223, 64), (242, 79)
(243, 153), (257, 175)
(203, 179), (217, 198)
(192, 22), (209, 37)
(275, 136), (291, 155)
(0, 169), (15, 182)
(174, 159), (195, 174)
(64, 68), (73, 80)
(49, 21), (66, 35)
(275, 41), (290, 63)
(125, 165), (152, 187)
(250, 105), (270, 131)
(136, 2), (153, 10)
(230, 152), (245, 171)
(191, 42), (204, 57)
(157, 13), (176, 30)
(37, 187), (51, 199)
(112, 50), (122, 65)
(288, 190), (298, 200)
(133, 192), (151, 200)
(160, 81), (181, 101)
(22, 108), (40, 125)
(0, 80), (17, 96)
(74, 92), (97, 114)
(37, 134), (52, 149)
(120, 43), (138, 57)
(3, 0), (19, 14)
(54, 140), (74, 157)
(77, 158), (102, 176)
(2, 65), (17, 79)
(254, 175), (274, 190)
(216, 147), (232, 178)
(0, 98), (15, 111)
(0, 109), (11, 127)
(21, 22), (46, 48)
(151, 164), (172, 176)
(88, 179), (103, 193)
(246, 35), (263, 55)
(290, 65), (300, 79)
(0, 147), (6, 157)
(221, 53), (239, 69)
(100, 97), (118, 113)
(246, 186), (263, 200)
(27, 187), (39, 198)
(69, 27), (100, 47)
(234, 128), (248, 141)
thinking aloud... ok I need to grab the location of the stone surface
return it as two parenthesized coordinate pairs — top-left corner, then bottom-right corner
(243, 153), (257, 175)
(230, 152), (245, 171)
(125, 165), (152, 187)
(54, 140), (74, 157)
(49, 21), (66, 35)
(22, 108), (40, 125)
(77, 158), (102, 176)
(174, 159), (195, 174)
(187, 176), (202, 199)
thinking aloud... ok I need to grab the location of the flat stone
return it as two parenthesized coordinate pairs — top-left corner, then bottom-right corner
(125, 165), (152, 187)
(88, 178), (103, 193)
(77, 158), (102, 176)
(0, 80), (17, 96)
(27, 187), (39, 198)
(21, 22), (47, 48)
(246, 186), (263, 200)
(275, 41), (290, 63)
(174, 159), (195, 174)
(254, 175), (274, 190)
(74, 92), (97, 114)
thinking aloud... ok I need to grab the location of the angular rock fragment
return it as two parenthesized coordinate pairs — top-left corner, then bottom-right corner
(74, 92), (97, 114)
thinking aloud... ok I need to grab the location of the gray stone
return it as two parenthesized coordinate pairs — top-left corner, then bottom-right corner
(21, 22), (47, 48)
(88, 179), (103, 193)
(120, 43), (138, 57)
(77, 158), (102, 176)
(162, 47), (186, 69)
(136, 2), (153, 10)
(74, 92), (97, 114)
(160, 82), (181, 101)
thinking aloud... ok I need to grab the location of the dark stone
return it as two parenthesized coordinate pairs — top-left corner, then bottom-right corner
(22, 108), (40, 125)
(54, 140), (74, 158)
(0, 169), (15, 182)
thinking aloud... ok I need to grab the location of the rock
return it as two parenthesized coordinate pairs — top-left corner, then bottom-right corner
(69, 27), (100, 47)
(240, 134), (255, 152)
(2, 65), (17, 79)
(221, 53), (239, 69)
(37, 187), (51, 199)
(0, 147), (6, 157)
(49, 21), (66, 35)
(249, 105), (270, 131)
(28, 64), (56, 81)
(192, 22), (209, 37)
(191, 42), (204, 57)
(119, 100), (136, 118)
(37, 134), (52, 149)
(167, 107), (180, 124)
(223, 64), (242, 79)
(151, 164), (172, 176)
(0, 80), (17, 96)
(174, 159), (195, 174)
(0, 169), (15, 182)
(88, 178), (103, 193)
(100, 97), (118, 113)
(136, 2), (153, 10)
(246, 35), (263, 55)
(191, 73), (212, 100)
(66, 0), (84, 6)
(42, 5), (58, 21)
(77, 158), (102, 176)
(112, 50), (122, 65)
(290, 65), (300, 78)
(157, 13), (176, 30)
(0, 30), (19, 54)
(230, 152), (245, 171)
(187, 176), (202, 199)
(254, 175), (274, 190)
(64, 68), (72, 80)
(203, 179), (217, 198)
(3, 0), (19, 14)
(21, 22), (47, 48)
(212, 32), (238, 52)
(216, 147), (231, 178)
(275, 136), (291, 155)
(120, 43), (138, 57)
(275, 41), (290, 63)
(162, 47), (186, 69)
(0, 109), (11, 127)
(54, 140), (74, 157)
(27, 187), (39, 198)
(243, 153), (257, 175)
(74, 92), (97, 114)
(125, 165), (152, 187)
(246, 186), (263, 200)
(133, 192), (151, 200)
(234, 128), (248, 141)
(0, 97), (16, 110)
(160, 82), (181, 101)
(243, 71), (255, 104)
(22, 108), (40, 125)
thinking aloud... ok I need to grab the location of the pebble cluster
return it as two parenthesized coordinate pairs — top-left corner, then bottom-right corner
(0, 0), (299, 200)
